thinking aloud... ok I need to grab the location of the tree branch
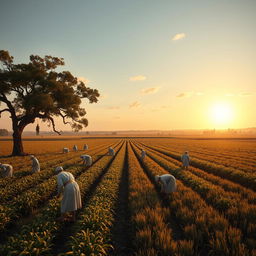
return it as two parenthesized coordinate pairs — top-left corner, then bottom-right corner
(48, 116), (61, 135)
(13, 87), (25, 97)
(0, 108), (11, 117)
(59, 111), (72, 125)
(0, 94), (17, 122)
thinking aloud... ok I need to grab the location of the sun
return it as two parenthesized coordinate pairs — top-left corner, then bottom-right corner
(210, 102), (234, 128)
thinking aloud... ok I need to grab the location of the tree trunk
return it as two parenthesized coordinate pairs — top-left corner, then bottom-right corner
(12, 129), (25, 156)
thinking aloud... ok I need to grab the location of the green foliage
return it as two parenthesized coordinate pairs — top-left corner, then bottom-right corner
(0, 142), (120, 255)
(0, 50), (100, 154)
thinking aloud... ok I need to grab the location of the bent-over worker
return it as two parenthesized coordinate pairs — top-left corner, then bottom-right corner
(55, 166), (82, 222)
(155, 174), (176, 198)
(80, 154), (92, 166)
(0, 163), (13, 178)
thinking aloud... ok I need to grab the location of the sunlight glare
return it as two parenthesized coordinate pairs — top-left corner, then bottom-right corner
(210, 102), (234, 128)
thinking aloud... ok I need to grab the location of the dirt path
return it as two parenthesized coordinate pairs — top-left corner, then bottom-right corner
(110, 143), (133, 255)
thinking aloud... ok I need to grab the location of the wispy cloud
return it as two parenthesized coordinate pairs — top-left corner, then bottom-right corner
(129, 101), (141, 108)
(225, 93), (235, 97)
(129, 75), (146, 81)
(141, 86), (160, 95)
(77, 76), (90, 84)
(114, 116), (121, 119)
(106, 106), (120, 110)
(176, 92), (192, 98)
(239, 92), (253, 97)
(172, 33), (186, 41)
(176, 91), (203, 98)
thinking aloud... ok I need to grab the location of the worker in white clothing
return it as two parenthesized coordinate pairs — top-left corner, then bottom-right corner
(155, 174), (176, 199)
(30, 155), (40, 173)
(55, 166), (82, 222)
(0, 163), (13, 177)
(181, 151), (190, 170)
(80, 154), (92, 166)
(108, 147), (115, 156)
(141, 149), (146, 160)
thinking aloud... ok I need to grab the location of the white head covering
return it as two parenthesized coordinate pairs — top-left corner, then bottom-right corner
(55, 166), (64, 174)
(30, 155), (35, 159)
(155, 175), (160, 182)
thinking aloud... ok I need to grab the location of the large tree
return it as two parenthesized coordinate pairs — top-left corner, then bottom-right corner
(0, 50), (100, 156)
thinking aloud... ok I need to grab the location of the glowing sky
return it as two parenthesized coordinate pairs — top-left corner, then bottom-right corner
(0, 0), (255, 131)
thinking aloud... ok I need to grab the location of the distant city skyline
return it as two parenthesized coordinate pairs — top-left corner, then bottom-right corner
(1, 0), (255, 132)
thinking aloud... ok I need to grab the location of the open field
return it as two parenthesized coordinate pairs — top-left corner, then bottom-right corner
(0, 137), (256, 255)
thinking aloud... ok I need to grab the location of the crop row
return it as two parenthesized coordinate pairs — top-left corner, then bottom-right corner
(127, 141), (197, 256)
(131, 141), (253, 256)
(60, 141), (127, 255)
(0, 141), (119, 203)
(176, 145), (255, 173)
(0, 141), (124, 255)
(148, 138), (256, 160)
(139, 141), (256, 192)
(136, 141), (256, 205)
(0, 144), (97, 188)
(0, 139), (118, 188)
(132, 141), (256, 254)
(143, 139), (256, 172)
(0, 142), (122, 234)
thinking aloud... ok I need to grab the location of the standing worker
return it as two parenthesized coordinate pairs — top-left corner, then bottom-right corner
(54, 166), (82, 222)
(0, 163), (13, 177)
(155, 174), (176, 199)
(108, 147), (115, 156)
(141, 149), (146, 160)
(181, 151), (190, 170)
(30, 155), (40, 173)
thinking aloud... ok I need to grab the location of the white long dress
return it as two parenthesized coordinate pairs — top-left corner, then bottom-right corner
(181, 154), (190, 167)
(160, 174), (176, 193)
(57, 171), (82, 213)
(0, 164), (13, 177)
(32, 157), (40, 173)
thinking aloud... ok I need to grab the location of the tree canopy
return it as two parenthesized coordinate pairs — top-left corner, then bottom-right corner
(0, 50), (100, 155)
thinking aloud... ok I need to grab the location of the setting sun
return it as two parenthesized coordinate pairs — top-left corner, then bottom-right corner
(210, 102), (234, 128)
